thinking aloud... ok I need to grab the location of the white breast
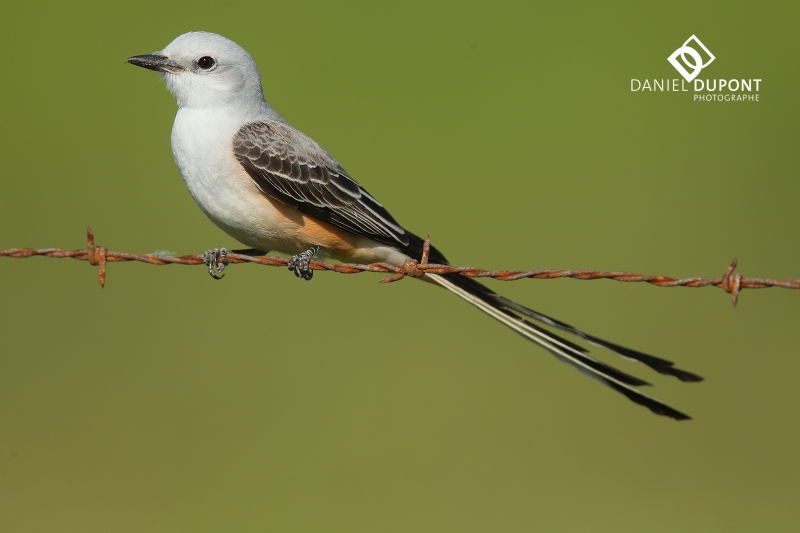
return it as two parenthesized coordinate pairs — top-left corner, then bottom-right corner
(171, 106), (282, 250)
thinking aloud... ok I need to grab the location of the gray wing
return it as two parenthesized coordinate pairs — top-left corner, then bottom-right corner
(233, 121), (412, 249)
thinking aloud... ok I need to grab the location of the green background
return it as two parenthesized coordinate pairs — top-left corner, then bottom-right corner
(1, 1), (798, 531)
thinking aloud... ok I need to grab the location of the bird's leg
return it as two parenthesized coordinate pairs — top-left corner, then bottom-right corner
(287, 245), (320, 281)
(202, 248), (228, 280)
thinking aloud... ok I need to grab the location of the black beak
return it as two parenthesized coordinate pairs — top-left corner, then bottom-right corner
(126, 54), (184, 73)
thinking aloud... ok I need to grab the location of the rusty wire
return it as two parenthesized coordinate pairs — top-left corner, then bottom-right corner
(2, 227), (798, 306)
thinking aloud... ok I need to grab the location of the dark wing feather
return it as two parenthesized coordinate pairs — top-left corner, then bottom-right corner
(233, 121), (426, 254)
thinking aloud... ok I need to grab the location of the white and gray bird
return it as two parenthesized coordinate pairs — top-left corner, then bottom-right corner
(127, 31), (702, 419)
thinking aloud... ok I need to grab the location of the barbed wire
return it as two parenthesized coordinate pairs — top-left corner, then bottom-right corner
(2, 227), (798, 306)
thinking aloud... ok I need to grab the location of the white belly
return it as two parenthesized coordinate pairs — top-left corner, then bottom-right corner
(171, 107), (280, 249)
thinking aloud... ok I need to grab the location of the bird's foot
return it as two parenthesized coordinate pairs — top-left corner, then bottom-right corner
(202, 248), (228, 280)
(287, 245), (320, 280)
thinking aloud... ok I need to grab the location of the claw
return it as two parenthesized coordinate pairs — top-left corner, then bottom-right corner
(288, 245), (319, 281)
(202, 247), (228, 280)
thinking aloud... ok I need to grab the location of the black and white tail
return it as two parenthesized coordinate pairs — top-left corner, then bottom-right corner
(427, 273), (702, 420)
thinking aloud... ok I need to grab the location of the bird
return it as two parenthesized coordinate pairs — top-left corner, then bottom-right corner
(126, 31), (702, 420)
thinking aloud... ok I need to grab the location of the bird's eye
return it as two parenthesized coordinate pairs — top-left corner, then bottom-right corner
(197, 56), (216, 70)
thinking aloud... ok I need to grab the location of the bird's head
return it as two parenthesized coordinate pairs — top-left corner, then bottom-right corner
(126, 32), (264, 110)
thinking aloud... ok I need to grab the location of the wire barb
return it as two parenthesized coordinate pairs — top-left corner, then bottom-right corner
(86, 226), (108, 287)
(1, 227), (798, 305)
(721, 258), (743, 306)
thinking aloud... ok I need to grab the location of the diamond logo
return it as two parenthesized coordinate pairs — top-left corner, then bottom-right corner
(667, 35), (715, 82)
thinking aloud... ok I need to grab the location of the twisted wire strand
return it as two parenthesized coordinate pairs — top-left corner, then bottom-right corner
(2, 227), (798, 306)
